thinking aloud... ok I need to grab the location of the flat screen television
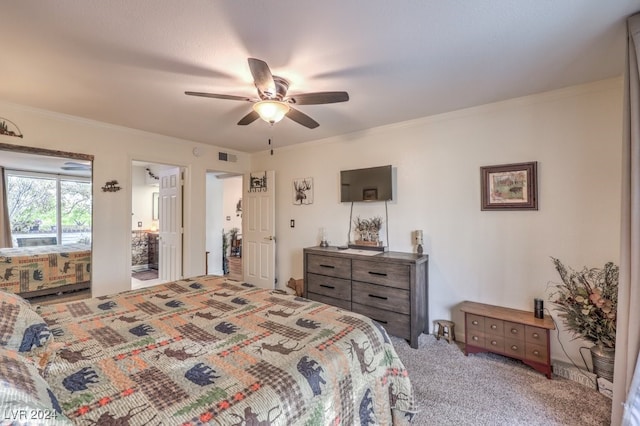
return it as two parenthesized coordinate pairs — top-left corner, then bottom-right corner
(340, 165), (393, 202)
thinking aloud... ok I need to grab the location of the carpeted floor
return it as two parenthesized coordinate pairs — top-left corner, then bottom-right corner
(391, 334), (611, 426)
(131, 269), (159, 281)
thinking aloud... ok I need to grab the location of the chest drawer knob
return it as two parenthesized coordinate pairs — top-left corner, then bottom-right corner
(533, 350), (540, 356)
(472, 336), (479, 341)
(490, 340), (498, 346)
(511, 345), (518, 351)
(532, 332), (540, 339)
(510, 328), (519, 334)
(472, 320), (479, 325)
(490, 324), (497, 329)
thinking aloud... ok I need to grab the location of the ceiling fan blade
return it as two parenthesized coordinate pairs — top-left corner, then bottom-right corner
(248, 58), (276, 98)
(237, 110), (260, 126)
(185, 91), (252, 102)
(286, 107), (319, 129)
(62, 167), (89, 171)
(287, 91), (349, 105)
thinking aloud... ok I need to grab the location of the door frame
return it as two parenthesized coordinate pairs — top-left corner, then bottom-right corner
(205, 171), (243, 278)
(128, 158), (187, 287)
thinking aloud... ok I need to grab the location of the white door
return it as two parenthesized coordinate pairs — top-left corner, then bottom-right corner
(159, 167), (183, 282)
(243, 170), (275, 289)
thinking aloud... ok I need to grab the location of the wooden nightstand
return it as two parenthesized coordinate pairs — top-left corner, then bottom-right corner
(460, 301), (555, 378)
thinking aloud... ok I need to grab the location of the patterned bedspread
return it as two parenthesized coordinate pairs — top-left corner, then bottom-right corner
(38, 276), (416, 425)
(0, 243), (91, 295)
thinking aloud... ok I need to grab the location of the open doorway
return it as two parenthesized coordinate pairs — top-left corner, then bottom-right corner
(206, 172), (242, 280)
(131, 161), (181, 289)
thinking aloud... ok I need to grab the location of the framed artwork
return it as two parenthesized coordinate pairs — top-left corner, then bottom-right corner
(481, 161), (538, 210)
(293, 177), (313, 205)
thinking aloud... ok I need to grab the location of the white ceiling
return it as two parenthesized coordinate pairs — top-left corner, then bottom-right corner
(1, 1), (638, 153)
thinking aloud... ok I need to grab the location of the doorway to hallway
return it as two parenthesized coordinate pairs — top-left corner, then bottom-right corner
(206, 172), (242, 281)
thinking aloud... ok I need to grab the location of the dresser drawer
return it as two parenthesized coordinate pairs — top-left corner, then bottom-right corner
(352, 302), (410, 339)
(525, 325), (547, 347)
(505, 321), (525, 341)
(466, 314), (485, 332)
(485, 334), (505, 352)
(307, 254), (351, 279)
(504, 339), (526, 358)
(466, 330), (485, 348)
(307, 273), (351, 300)
(525, 342), (548, 364)
(308, 292), (351, 311)
(352, 281), (410, 315)
(484, 318), (504, 335)
(352, 260), (410, 289)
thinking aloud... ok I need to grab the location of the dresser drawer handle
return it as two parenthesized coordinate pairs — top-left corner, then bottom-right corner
(532, 332), (540, 339)
(373, 319), (388, 324)
(319, 264), (335, 269)
(533, 350), (540, 356)
(490, 340), (498, 346)
(319, 284), (335, 289)
(368, 294), (388, 300)
(510, 328), (519, 334)
(490, 324), (497, 330)
(368, 271), (388, 277)
(472, 320), (479, 326)
(511, 345), (518, 351)
(472, 336), (479, 341)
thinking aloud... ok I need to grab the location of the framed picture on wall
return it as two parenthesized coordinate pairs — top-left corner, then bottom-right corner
(293, 177), (313, 205)
(481, 161), (538, 210)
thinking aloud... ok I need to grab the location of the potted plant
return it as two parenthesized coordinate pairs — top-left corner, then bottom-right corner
(549, 257), (618, 381)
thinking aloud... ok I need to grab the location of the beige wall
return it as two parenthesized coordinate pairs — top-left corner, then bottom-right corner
(0, 100), (249, 297)
(250, 78), (623, 364)
(0, 77), (623, 365)
(131, 164), (156, 231)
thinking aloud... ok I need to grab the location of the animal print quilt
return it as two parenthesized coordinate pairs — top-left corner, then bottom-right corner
(38, 276), (417, 425)
(0, 244), (91, 295)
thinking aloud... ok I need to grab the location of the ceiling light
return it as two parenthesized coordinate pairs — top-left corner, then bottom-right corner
(252, 101), (290, 124)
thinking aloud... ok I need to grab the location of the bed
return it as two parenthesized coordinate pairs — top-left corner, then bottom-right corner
(0, 243), (91, 298)
(1, 275), (416, 425)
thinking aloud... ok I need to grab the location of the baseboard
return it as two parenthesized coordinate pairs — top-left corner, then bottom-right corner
(551, 359), (597, 390)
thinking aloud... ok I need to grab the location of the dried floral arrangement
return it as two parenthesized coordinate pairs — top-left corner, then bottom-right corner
(550, 257), (618, 348)
(353, 216), (383, 243)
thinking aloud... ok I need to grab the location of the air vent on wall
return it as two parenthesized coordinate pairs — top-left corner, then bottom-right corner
(218, 152), (237, 162)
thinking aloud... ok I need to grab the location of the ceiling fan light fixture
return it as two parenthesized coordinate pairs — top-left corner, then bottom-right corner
(252, 100), (290, 124)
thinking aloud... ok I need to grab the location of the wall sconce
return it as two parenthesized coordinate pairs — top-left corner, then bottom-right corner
(414, 230), (424, 254)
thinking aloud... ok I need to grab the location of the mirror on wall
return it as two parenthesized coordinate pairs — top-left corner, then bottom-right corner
(0, 142), (93, 300)
(152, 192), (159, 221)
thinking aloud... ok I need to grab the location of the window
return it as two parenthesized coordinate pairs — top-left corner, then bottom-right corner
(5, 170), (91, 247)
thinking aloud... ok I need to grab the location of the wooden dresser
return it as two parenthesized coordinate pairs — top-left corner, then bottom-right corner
(459, 301), (555, 378)
(303, 246), (428, 348)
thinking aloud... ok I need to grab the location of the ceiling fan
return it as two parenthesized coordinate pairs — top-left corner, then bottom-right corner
(185, 58), (349, 129)
(61, 161), (91, 171)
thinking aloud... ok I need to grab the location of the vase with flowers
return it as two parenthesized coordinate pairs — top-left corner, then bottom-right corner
(549, 257), (618, 381)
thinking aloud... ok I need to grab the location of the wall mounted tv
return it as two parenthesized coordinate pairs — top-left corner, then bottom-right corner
(340, 165), (393, 202)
